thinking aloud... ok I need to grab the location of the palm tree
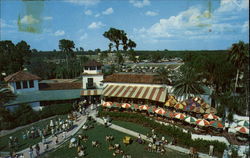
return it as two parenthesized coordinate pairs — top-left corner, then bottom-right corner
(228, 41), (249, 92)
(0, 83), (15, 106)
(173, 66), (205, 99)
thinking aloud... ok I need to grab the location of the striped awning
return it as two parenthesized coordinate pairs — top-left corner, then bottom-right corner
(80, 89), (102, 96)
(103, 85), (167, 102)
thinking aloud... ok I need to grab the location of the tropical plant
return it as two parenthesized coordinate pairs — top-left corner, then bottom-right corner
(228, 41), (249, 92)
(173, 66), (205, 98)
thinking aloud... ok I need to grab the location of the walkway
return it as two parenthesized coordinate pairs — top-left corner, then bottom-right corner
(0, 108), (94, 157)
(91, 113), (217, 158)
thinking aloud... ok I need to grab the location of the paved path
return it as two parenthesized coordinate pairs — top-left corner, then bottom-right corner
(0, 109), (94, 158)
(91, 113), (217, 158)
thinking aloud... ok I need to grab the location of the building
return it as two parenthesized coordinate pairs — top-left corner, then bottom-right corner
(4, 72), (82, 111)
(101, 73), (170, 104)
(80, 60), (103, 103)
(4, 71), (41, 94)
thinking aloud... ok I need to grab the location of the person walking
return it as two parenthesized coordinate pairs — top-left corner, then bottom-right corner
(29, 146), (34, 158)
(35, 144), (40, 157)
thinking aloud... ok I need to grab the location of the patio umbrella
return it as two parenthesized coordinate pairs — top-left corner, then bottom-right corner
(147, 106), (157, 113)
(192, 107), (205, 113)
(164, 111), (175, 118)
(205, 107), (217, 114)
(121, 103), (131, 109)
(196, 119), (210, 127)
(201, 102), (210, 109)
(131, 104), (139, 110)
(174, 103), (185, 110)
(183, 105), (195, 112)
(102, 101), (112, 108)
(154, 108), (166, 115)
(139, 105), (150, 111)
(174, 113), (186, 120)
(237, 120), (249, 128)
(203, 113), (220, 120)
(235, 126), (249, 134)
(210, 120), (224, 128)
(184, 116), (197, 124)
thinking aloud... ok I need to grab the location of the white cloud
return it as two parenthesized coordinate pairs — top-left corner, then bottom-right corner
(84, 10), (92, 15)
(95, 13), (100, 17)
(102, 8), (114, 15)
(65, 0), (100, 6)
(80, 33), (88, 40)
(145, 11), (158, 16)
(43, 16), (53, 20)
(242, 21), (249, 33)
(88, 21), (105, 29)
(0, 19), (16, 28)
(20, 15), (39, 24)
(129, 0), (150, 8)
(217, 0), (249, 12)
(54, 30), (65, 36)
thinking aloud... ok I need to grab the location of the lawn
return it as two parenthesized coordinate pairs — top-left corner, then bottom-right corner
(112, 120), (173, 143)
(41, 121), (188, 158)
(0, 115), (67, 152)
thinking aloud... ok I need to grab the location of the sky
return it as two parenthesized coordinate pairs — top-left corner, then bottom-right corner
(0, 0), (249, 51)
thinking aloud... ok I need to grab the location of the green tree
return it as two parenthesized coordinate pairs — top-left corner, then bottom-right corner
(58, 39), (75, 76)
(228, 41), (249, 92)
(173, 66), (205, 98)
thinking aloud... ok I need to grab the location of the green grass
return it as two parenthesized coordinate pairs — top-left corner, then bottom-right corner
(0, 115), (67, 152)
(112, 120), (172, 142)
(42, 122), (188, 158)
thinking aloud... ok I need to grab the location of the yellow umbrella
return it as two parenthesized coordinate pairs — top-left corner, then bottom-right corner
(205, 107), (217, 114)
(174, 103), (185, 110)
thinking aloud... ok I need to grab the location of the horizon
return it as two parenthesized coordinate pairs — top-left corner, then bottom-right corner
(1, 0), (249, 51)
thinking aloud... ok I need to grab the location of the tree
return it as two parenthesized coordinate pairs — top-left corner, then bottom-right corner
(173, 66), (205, 98)
(127, 39), (136, 50)
(79, 47), (84, 52)
(58, 39), (75, 74)
(228, 41), (249, 92)
(157, 67), (172, 85)
(0, 40), (31, 78)
(0, 83), (16, 106)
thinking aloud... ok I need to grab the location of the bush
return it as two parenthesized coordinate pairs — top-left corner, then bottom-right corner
(0, 103), (73, 130)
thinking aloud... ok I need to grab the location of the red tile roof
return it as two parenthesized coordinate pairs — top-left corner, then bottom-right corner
(4, 71), (41, 82)
(83, 60), (103, 67)
(102, 73), (164, 84)
(39, 82), (82, 90)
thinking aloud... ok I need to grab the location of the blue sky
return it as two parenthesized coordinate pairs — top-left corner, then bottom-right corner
(0, 0), (249, 51)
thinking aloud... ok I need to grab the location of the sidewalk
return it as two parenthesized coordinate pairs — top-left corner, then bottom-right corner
(0, 109), (94, 158)
(91, 113), (217, 158)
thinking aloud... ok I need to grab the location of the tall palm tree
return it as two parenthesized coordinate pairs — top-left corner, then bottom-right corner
(173, 66), (205, 99)
(228, 41), (249, 92)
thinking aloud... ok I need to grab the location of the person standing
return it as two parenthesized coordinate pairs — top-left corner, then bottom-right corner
(209, 145), (214, 157)
(35, 144), (40, 157)
(29, 146), (34, 158)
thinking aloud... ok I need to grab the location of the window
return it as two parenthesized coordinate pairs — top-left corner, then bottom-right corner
(16, 82), (21, 89)
(23, 81), (28, 88)
(29, 80), (34, 88)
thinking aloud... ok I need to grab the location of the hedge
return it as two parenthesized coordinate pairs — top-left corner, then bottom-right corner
(0, 103), (73, 130)
(99, 110), (227, 157)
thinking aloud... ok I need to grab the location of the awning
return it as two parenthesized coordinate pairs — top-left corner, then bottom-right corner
(81, 89), (102, 96)
(102, 85), (167, 102)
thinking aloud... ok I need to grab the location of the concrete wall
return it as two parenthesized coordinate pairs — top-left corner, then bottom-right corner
(9, 80), (39, 94)
(82, 75), (104, 89)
